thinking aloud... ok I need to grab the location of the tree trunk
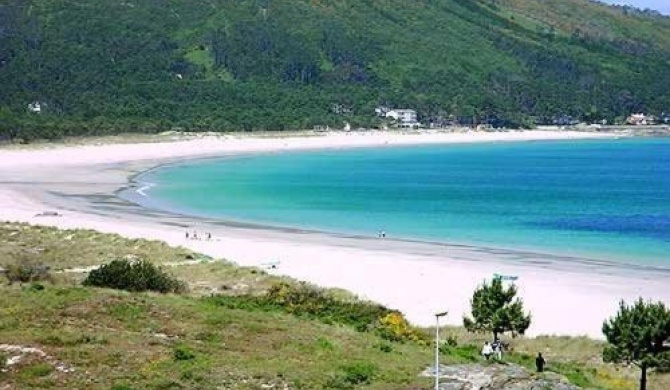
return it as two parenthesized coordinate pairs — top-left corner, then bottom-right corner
(640, 365), (647, 390)
(493, 331), (498, 341)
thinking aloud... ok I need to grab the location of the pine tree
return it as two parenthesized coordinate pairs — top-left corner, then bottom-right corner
(463, 278), (531, 340)
(602, 299), (670, 390)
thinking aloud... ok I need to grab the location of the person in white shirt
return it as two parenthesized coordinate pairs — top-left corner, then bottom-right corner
(481, 342), (493, 360)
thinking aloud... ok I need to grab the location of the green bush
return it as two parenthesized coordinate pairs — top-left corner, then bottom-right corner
(446, 334), (458, 347)
(3, 259), (52, 284)
(83, 259), (186, 294)
(325, 362), (378, 389)
(341, 362), (377, 385)
(374, 342), (393, 353)
(264, 282), (393, 331)
(173, 346), (196, 361)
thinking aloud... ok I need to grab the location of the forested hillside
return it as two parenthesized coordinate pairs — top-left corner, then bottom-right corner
(1, 0), (670, 140)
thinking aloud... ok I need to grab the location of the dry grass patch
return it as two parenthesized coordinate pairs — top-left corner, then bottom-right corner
(0, 223), (198, 270)
(167, 260), (286, 296)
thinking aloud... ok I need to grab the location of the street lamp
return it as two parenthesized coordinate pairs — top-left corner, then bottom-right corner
(434, 311), (448, 390)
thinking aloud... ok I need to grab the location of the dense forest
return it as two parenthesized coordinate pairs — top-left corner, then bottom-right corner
(1, 0), (670, 141)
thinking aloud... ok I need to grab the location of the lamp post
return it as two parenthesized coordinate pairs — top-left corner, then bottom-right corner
(434, 311), (448, 390)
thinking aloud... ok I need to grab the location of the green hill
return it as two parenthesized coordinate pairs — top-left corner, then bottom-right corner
(1, 0), (670, 140)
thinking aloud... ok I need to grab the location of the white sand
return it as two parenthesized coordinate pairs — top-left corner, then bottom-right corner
(1, 130), (668, 339)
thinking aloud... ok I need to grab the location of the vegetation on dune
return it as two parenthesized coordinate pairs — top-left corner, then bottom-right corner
(463, 277), (532, 340)
(1, 0), (670, 141)
(0, 223), (199, 270)
(602, 299), (670, 390)
(1, 222), (669, 388)
(83, 258), (187, 294)
(3, 257), (52, 285)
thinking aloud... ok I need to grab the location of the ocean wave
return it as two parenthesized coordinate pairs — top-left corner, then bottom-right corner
(136, 182), (155, 197)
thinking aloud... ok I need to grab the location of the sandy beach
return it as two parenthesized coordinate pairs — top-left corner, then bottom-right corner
(1, 129), (668, 339)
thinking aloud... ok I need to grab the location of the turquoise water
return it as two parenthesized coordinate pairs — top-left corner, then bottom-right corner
(141, 138), (670, 265)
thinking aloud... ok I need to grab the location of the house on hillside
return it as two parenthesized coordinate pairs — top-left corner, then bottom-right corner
(27, 102), (43, 114)
(626, 113), (655, 125)
(385, 109), (421, 128)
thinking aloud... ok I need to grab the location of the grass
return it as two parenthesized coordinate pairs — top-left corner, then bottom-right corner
(1, 222), (669, 389)
(0, 223), (198, 271)
(167, 260), (286, 296)
(0, 286), (434, 389)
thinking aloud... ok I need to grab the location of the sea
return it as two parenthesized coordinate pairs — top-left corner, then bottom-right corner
(136, 138), (670, 266)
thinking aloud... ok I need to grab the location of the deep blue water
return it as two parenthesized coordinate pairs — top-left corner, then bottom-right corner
(141, 138), (670, 265)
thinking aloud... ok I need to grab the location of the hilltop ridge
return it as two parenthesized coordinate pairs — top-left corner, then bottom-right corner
(1, 0), (670, 140)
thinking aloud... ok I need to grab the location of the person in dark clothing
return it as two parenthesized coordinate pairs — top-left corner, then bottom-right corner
(491, 339), (502, 359)
(536, 352), (546, 372)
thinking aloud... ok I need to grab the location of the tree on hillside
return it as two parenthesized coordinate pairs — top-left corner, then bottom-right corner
(463, 278), (531, 340)
(602, 299), (670, 390)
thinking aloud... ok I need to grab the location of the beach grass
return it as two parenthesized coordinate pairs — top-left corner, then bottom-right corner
(0, 223), (200, 271)
(166, 260), (287, 296)
(1, 223), (668, 389)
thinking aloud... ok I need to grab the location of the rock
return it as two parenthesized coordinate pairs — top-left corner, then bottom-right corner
(6, 355), (22, 366)
(421, 363), (581, 390)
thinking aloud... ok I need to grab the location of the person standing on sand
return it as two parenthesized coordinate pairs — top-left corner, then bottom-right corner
(536, 352), (545, 372)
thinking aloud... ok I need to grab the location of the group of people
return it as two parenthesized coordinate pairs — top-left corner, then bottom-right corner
(481, 340), (503, 360)
(185, 230), (212, 241)
(481, 339), (546, 372)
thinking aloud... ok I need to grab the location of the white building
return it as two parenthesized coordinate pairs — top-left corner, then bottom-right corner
(385, 109), (420, 128)
(626, 113), (654, 125)
(27, 102), (42, 113)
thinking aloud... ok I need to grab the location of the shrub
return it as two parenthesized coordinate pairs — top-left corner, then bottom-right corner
(446, 334), (458, 347)
(375, 342), (393, 353)
(3, 259), (52, 284)
(325, 362), (378, 389)
(341, 362), (376, 385)
(83, 259), (186, 293)
(263, 282), (392, 332)
(375, 312), (430, 344)
(173, 346), (195, 361)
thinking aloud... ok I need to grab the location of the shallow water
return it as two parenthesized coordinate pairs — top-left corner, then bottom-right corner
(141, 138), (670, 266)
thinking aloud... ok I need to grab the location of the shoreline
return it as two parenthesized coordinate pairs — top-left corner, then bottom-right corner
(1, 129), (669, 338)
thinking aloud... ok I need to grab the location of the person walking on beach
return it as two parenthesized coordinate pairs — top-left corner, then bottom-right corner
(185, 231), (189, 240)
(481, 342), (493, 360)
(536, 352), (545, 372)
